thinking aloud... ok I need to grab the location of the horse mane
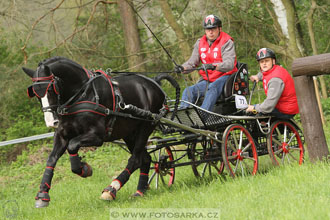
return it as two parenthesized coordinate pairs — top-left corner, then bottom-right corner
(38, 56), (83, 70)
(38, 56), (66, 66)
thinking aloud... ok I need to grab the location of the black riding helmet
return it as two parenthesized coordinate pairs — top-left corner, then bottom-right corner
(203, 15), (222, 29)
(256, 48), (276, 61)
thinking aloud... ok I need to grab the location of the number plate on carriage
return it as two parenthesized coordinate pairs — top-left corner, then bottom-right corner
(234, 95), (248, 109)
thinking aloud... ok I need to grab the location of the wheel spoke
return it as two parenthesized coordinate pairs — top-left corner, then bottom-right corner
(242, 159), (252, 171)
(234, 159), (239, 173)
(286, 133), (296, 145)
(228, 139), (237, 151)
(232, 133), (239, 148)
(286, 153), (291, 163)
(159, 173), (165, 185)
(281, 152), (286, 164)
(156, 172), (159, 189)
(289, 147), (302, 151)
(240, 161), (245, 177)
(208, 164), (212, 176)
(274, 148), (284, 155)
(241, 142), (252, 153)
(283, 125), (288, 142)
(201, 163), (208, 177)
(275, 127), (283, 141)
(227, 155), (237, 160)
(164, 170), (173, 176)
(148, 171), (156, 185)
(242, 156), (256, 161)
(211, 162), (221, 173)
(238, 130), (243, 150)
(272, 138), (282, 146)
(287, 152), (299, 161)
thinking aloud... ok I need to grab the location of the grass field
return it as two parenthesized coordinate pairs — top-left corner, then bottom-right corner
(0, 135), (329, 220)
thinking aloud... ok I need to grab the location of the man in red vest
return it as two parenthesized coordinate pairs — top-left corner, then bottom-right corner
(246, 48), (299, 119)
(174, 14), (237, 111)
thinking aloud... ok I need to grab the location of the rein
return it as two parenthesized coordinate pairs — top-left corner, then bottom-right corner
(107, 70), (174, 75)
(57, 70), (116, 116)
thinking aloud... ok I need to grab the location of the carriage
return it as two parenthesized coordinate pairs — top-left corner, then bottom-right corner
(22, 57), (304, 207)
(117, 62), (305, 188)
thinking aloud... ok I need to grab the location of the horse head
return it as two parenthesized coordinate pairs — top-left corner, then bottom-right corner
(22, 65), (60, 128)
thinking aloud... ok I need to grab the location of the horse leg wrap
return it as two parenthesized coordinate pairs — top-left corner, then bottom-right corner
(115, 168), (131, 188)
(80, 162), (93, 178)
(35, 191), (50, 201)
(133, 173), (149, 197)
(70, 154), (93, 178)
(137, 173), (149, 193)
(110, 180), (121, 191)
(36, 166), (54, 202)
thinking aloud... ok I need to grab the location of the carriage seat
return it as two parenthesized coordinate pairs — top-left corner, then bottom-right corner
(194, 62), (249, 114)
(217, 62), (249, 103)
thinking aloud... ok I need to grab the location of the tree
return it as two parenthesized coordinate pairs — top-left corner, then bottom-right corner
(159, 0), (191, 60)
(117, 0), (145, 72)
(158, 0), (200, 81)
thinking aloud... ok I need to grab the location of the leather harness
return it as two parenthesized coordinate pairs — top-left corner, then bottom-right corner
(31, 69), (168, 137)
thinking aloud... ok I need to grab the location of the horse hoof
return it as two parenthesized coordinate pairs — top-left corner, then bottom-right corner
(85, 164), (93, 177)
(100, 191), (115, 201)
(35, 199), (49, 208)
(132, 190), (144, 197)
(81, 162), (93, 178)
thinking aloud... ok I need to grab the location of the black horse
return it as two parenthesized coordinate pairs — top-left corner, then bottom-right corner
(22, 56), (180, 208)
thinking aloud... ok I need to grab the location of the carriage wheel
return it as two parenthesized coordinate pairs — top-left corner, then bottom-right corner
(147, 138), (175, 189)
(190, 140), (224, 178)
(222, 124), (258, 178)
(267, 120), (304, 166)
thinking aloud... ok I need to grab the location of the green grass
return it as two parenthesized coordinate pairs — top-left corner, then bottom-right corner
(0, 140), (329, 220)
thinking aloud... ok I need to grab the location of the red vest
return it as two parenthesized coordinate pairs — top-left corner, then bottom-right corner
(198, 32), (237, 82)
(262, 65), (299, 114)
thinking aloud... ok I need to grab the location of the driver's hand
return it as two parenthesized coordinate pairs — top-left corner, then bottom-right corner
(246, 105), (257, 114)
(203, 64), (216, 70)
(249, 75), (259, 82)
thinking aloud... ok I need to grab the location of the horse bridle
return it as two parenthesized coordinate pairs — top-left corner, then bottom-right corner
(30, 70), (122, 123)
(30, 74), (61, 114)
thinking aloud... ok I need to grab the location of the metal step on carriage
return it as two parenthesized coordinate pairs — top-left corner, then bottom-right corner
(142, 63), (305, 189)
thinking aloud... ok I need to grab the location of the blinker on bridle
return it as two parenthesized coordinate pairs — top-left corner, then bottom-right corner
(29, 74), (60, 113)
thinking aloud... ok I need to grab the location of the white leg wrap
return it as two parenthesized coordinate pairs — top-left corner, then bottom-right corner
(111, 180), (121, 191)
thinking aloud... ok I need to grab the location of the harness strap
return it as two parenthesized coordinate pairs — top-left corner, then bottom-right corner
(58, 101), (110, 116)
(59, 75), (103, 108)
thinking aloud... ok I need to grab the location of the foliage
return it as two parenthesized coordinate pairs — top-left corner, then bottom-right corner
(321, 98), (330, 117)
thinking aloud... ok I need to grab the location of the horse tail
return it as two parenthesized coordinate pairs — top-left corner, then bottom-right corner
(154, 73), (180, 120)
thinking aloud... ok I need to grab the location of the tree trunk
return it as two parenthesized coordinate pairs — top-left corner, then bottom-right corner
(117, 0), (145, 71)
(158, 0), (200, 82)
(278, 0), (302, 59)
(159, 0), (191, 61)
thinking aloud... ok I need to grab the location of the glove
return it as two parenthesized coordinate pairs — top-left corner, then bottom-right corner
(202, 64), (216, 70)
(174, 65), (184, 73)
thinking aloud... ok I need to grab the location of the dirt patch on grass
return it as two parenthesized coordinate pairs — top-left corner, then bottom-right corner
(1, 144), (98, 166)
(28, 145), (52, 166)
(5, 144), (28, 163)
